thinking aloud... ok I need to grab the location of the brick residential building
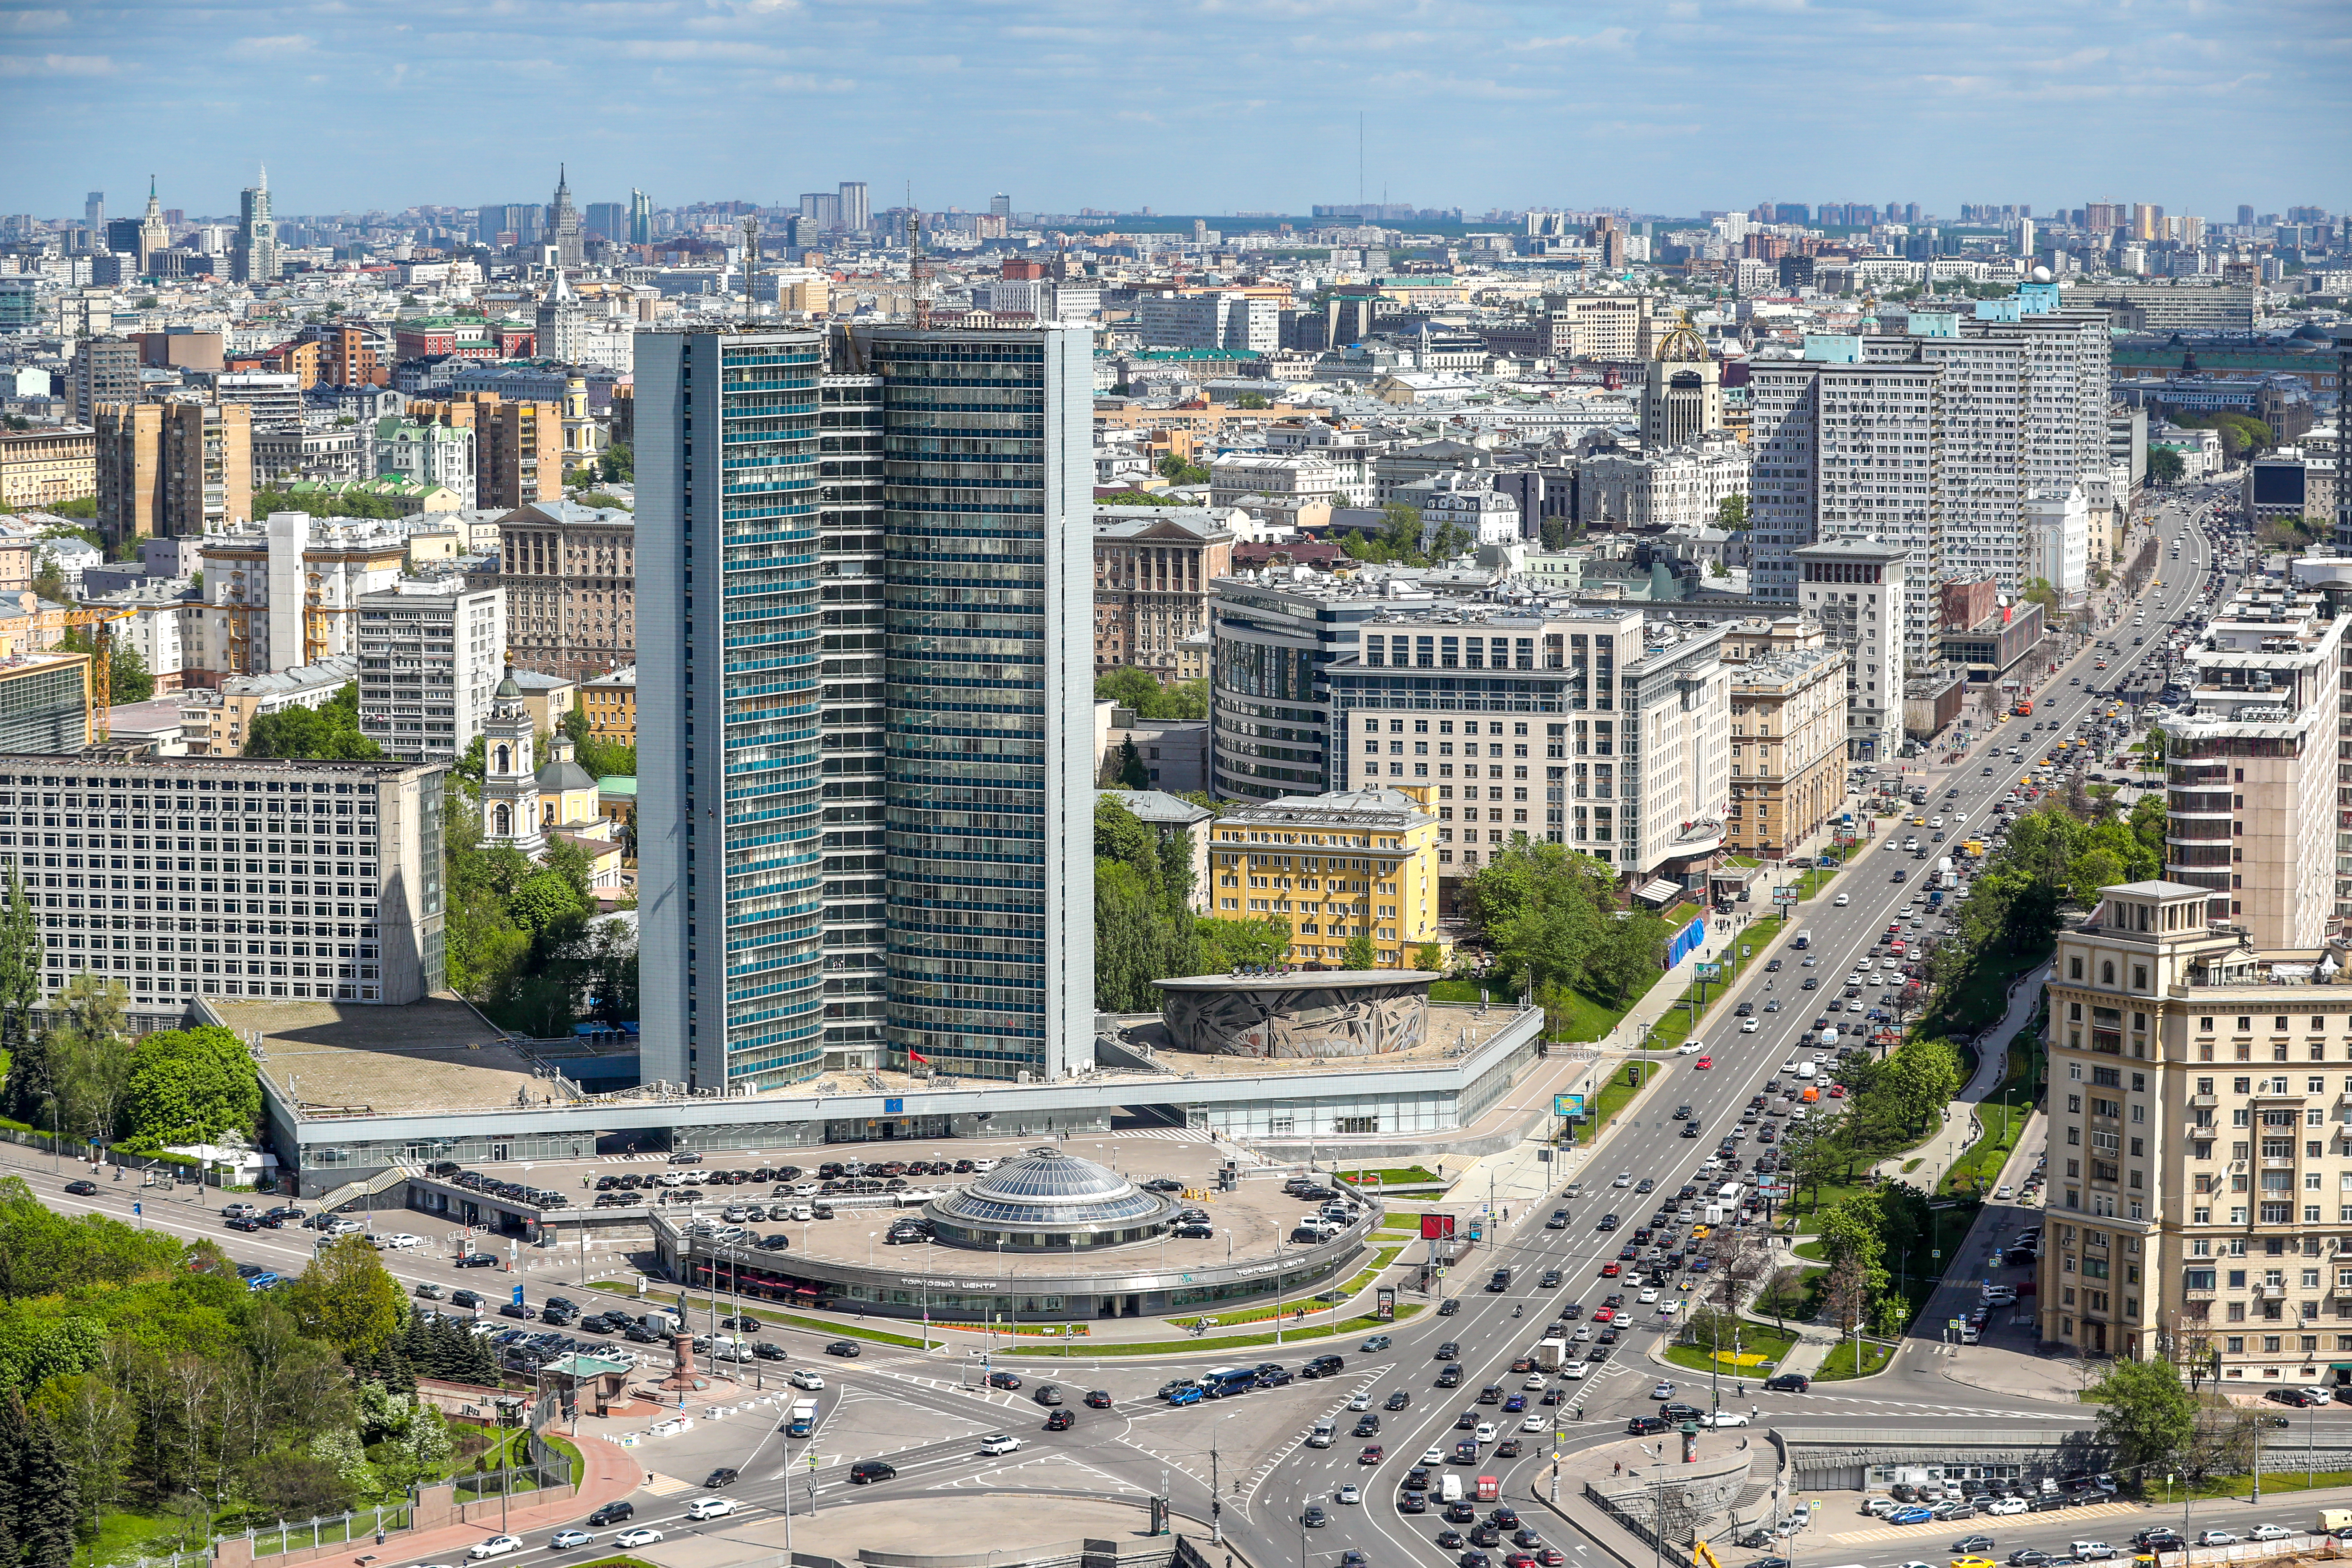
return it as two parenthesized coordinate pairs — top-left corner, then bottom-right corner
(497, 498), (634, 680)
(1092, 509), (1233, 677)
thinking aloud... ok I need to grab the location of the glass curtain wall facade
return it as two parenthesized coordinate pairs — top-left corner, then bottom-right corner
(638, 328), (831, 1091)
(866, 325), (1094, 1083)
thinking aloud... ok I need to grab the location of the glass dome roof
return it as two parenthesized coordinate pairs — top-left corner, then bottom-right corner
(933, 1151), (1164, 1229)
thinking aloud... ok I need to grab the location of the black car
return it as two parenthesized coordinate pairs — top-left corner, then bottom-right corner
(1626, 1414), (1668, 1435)
(1086, 1389), (1114, 1408)
(1403, 1467), (1433, 1491)
(1045, 1409), (1075, 1431)
(587, 1502), (635, 1527)
(2007, 1553), (2051, 1567)
(751, 1341), (787, 1362)
(224, 1214), (263, 1232)
(1596, 1214), (1618, 1231)
(1762, 1371), (1809, 1396)
(1546, 1210), (1569, 1229)
(499, 1302), (534, 1320)
(1437, 1530), (1467, 1549)
(1300, 1355), (1344, 1379)
(848, 1460), (896, 1484)
(1353, 1416), (1380, 1437)
(456, 1251), (500, 1268)
(1435, 1341), (1460, 1360)
(1401, 1493), (1428, 1514)
(1469, 1526), (1501, 1548)
(1952, 1536), (1996, 1554)
(1436, 1366), (1463, 1388)
(826, 1339), (862, 1357)
(704, 1467), (739, 1488)
(63, 1179), (97, 1196)
(1437, 1299), (1461, 1316)
(1385, 1392), (1410, 1410)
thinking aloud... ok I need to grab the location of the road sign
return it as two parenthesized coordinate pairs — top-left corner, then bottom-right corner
(1740, 945), (1751, 958)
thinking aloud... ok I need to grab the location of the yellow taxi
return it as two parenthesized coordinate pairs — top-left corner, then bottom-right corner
(1690, 1223), (1713, 1240)
(1911, 814), (1926, 826)
(1954, 1557), (1999, 1568)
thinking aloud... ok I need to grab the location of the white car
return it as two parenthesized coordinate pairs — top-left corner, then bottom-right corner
(469, 1538), (524, 1561)
(1613, 1172), (1633, 1186)
(1473, 1422), (1498, 1444)
(1336, 1484), (1361, 1505)
(788, 1369), (825, 1390)
(2248, 1526), (2294, 1542)
(1638, 1287), (1661, 1303)
(2303, 1388), (2336, 1406)
(1522, 1375), (1546, 1390)
(1558, 1363), (1588, 1382)
(1676, 1039), (1704, 1055)
(979, 1434), (1021, 1456)
(685, 1497), (739, 1522)
(1833, 893), (1850, 906)
(1740, 1019), (1759, 1032)
(1699, 1412), (1750, 1428)
(1347, 1393), (1371, 1411)
(550, 1530), (594, 1550)
(615, 1529), (664, 1550)
(1521, 1414), (1546, 1432)
(373, 1232), (421, 1250)
(1421, 1445), (1448, 1464)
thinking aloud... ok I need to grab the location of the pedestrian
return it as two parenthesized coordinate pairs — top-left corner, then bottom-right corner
(1614, 1461), (1622, 1476)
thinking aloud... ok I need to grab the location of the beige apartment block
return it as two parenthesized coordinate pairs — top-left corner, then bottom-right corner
(2038, 879), (2352, 1382)
(1726, 645), (1850, 862)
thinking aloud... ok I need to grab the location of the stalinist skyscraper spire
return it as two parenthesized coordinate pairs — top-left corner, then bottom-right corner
(548, 164), (584, 268)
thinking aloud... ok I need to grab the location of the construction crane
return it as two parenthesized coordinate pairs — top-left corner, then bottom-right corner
(55, 604), (132, 745)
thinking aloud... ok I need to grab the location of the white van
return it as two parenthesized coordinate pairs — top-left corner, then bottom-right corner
(1440, 1474), (1465, 1504)
(1796, 1061), (1818, 1079)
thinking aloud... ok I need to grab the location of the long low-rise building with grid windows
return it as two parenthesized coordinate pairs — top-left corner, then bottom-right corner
(0, 747), (447, 1027)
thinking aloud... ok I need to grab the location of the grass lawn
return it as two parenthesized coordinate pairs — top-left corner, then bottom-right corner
(1166, 1247), (1404, 1330)
(87, 1506), (206, 1567)
(765, 1311), (933, 1349)
(1941, 1030), (2042, 1197)
(1338, 1167), (1442, 1188)
(1379, 1215), (1425, 1231)
(1438, 976), (1645, 1047)
(1012, 1303), (1422, 1357)
(1752, 1265), (1826, 1326)
(1662, 1319), (1798, 1376)
(1919, 942), (2050, 1043)
(1814, 1338), (1894, 1380)
(2171, 1467), (2352, 1502)
(1641, 942), (1760, 1052)
(1574, 1056), (1665, 1138)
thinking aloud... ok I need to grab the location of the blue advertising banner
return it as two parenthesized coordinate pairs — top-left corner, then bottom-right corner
(1664, 916), (1705, 969)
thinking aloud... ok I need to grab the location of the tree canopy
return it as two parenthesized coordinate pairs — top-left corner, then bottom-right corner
(1096, 669), (1207, 721)
(1457, 840), (1675, 1028)
(244, 684), (382, 761)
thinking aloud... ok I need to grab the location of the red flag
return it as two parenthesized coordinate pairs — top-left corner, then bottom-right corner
(908, 1049), (928, 1064)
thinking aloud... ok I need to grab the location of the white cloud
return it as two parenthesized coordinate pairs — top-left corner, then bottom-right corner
(234, 34), (319, 56)
(0, 52), (115, 75)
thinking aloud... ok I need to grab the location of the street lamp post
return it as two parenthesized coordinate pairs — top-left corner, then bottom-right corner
(1272, 1222), (1286, 1345)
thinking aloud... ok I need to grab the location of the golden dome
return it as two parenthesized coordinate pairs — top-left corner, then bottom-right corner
(1655, 311), (1709, 363)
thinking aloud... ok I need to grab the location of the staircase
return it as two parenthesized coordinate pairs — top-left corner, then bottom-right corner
(310, 1161), (418, 1212)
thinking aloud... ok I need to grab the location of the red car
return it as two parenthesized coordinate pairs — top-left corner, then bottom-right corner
(1828, 1084), (1847, 1098)
(1693, 1056), (1712, 1070)
(1592, 1306), (1616, 1321)
(1359, 1444), (1384, 1464)
(1599, 1262), (1621, 1278)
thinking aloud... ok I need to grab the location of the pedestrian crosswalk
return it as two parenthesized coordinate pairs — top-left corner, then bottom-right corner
(638, 1471), (698, 1497)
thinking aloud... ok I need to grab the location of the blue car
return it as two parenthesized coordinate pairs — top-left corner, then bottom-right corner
(1166, 1385), (1204, 1407)
(1888, 1508), (1933, 1526)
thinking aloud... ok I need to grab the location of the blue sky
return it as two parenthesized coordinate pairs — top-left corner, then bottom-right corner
(4, 0), (2344, 222)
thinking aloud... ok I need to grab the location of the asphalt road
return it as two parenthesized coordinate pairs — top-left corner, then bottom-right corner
(0, 480), (2312, 1568)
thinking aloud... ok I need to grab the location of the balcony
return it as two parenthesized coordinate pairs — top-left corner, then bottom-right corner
(2261, 1283), (2289, 1301)
(2262, 1156), (2298, 1170)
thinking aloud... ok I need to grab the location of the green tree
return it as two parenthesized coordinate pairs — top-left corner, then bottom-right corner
(250, 485), (412, 521)
(282, 1236), (408, 1362)
(18, 1413), (74, 1568)
(510, 869), (587, 938)
(28, 551), (67, 606)
(1095, 668), (1208, 721)
(49, 978), (137, 1146)
(0, 865), (47, 1123)
(1155, 453), (1212, 486)
(122, 1024), (261, 1146)
(2089, 1356), (2197, 1472)
(1106, 735), (1149, 790)
(1411, 942), (1445, 972)
(2146, 446), (2185, 485)
(245, 684), (383, 760)
(1100, 489), (1190, 507)
(1233, 392), (1268, 409)
(1343, 932), (1378, 970)
(1715, 493), (1750, 530)
(597, 441), (633, 483)
(1196, 915), (1292, 971)
(56, 626), (154, 705)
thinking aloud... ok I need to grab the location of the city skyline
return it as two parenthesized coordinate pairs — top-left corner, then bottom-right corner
(5, 0), (2345, 219)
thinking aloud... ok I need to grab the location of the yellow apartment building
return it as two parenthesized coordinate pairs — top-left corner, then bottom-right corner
(1207, 786), (1443, 969)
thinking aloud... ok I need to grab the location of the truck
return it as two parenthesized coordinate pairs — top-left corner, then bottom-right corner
(2316, 1509), (2352, 1534)
(1534, 1338), (1566, 1373)
(786, 1399), (819, 1438)
(1927, 889), (1944, 908)
(1792, 929), (1811, 950)
(639, 1310), (682, 1335)
(1938, 856), (1953, 878)
(1941, 870), (1959, 890)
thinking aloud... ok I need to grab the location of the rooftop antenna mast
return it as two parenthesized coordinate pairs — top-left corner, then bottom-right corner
(741, 215), (759, 317)
(907, 188), (930, 330)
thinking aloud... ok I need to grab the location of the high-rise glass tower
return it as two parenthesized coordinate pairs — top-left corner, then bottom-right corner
(638, 324), (1094, 1090)
(629, 189), (653, 247)
(235, 166), (278, 284)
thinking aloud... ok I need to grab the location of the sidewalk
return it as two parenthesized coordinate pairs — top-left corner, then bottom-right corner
(1866, 959), (2048, 1189)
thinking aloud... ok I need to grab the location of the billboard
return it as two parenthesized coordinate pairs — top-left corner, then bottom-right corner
(1553, 1092), (1586, 1118)
(1375, 1287), (1397, 1321)
(1420, 1213), (1457, 1240)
